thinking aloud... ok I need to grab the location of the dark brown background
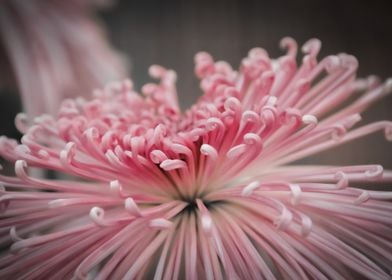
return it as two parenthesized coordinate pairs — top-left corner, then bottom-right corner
(1, 0), (391, 169)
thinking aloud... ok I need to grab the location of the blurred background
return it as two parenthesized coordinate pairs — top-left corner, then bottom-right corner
(1, 0), (391, 169)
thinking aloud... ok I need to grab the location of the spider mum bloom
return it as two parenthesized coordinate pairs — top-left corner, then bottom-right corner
(0, 38), (392, 279)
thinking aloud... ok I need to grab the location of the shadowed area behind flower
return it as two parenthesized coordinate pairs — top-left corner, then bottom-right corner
(0, 38), (392, 279)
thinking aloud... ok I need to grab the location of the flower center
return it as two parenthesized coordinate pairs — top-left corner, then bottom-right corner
(179, 197), (224, 215)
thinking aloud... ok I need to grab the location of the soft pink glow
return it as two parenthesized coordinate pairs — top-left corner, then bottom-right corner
(0, 38), (391, 279)
(0, 0), (127, 117)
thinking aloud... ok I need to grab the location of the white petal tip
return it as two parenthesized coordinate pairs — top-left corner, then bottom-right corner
(150, 218), (173, 229)
(241, 181), (260, 196)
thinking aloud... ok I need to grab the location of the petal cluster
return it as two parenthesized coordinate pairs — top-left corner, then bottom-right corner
(0, 38), (392, 279)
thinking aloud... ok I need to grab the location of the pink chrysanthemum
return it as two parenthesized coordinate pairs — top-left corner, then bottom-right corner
(0, 38), (392, 279)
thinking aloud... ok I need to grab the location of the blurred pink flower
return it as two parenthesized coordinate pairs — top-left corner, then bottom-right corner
(0, 0), (127, 117)
(0, 38), (392, 279)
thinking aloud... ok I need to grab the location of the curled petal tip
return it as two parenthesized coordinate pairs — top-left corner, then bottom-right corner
(301, 38), (321, 57)
(201, 215), (213, 234)
(354, 191), (370, 205)
(150, 150), (168, 164)
(160, 159), (186, 171)
(335, 171), (348, 189)
(110, 180), (125, 197)
(14, 160), (28, 180)
(241, 181), (260, 196)
(324, 55), (342, 73)
(226, 144), (247, 158)
(10, 226), (23, 242)
(200, 144), (218, 161)
(89, 207), (112, 227)
(149, 65), (166, 78)
(150, 218), (173, 229)
(289, 184), (301, 206)
(124, 197), (142, 217)
(384, 78), (392, 92)
(242, 111), (259, 123)
(331, 124), (347, 141)
(60, 142), (76, 166)
(280, 37), (298, 57)
(365, 165), (383, 179)
(302, 114), (318, 125)
(14, 113), (29, 134)
(274, 208), (293, 231)
(385, 123), (392, 141)
(300, 215), (312, 237)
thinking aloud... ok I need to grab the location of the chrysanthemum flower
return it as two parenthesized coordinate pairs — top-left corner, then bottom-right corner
(0, 0), (127, 117)
(0, 38), (392, 279)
